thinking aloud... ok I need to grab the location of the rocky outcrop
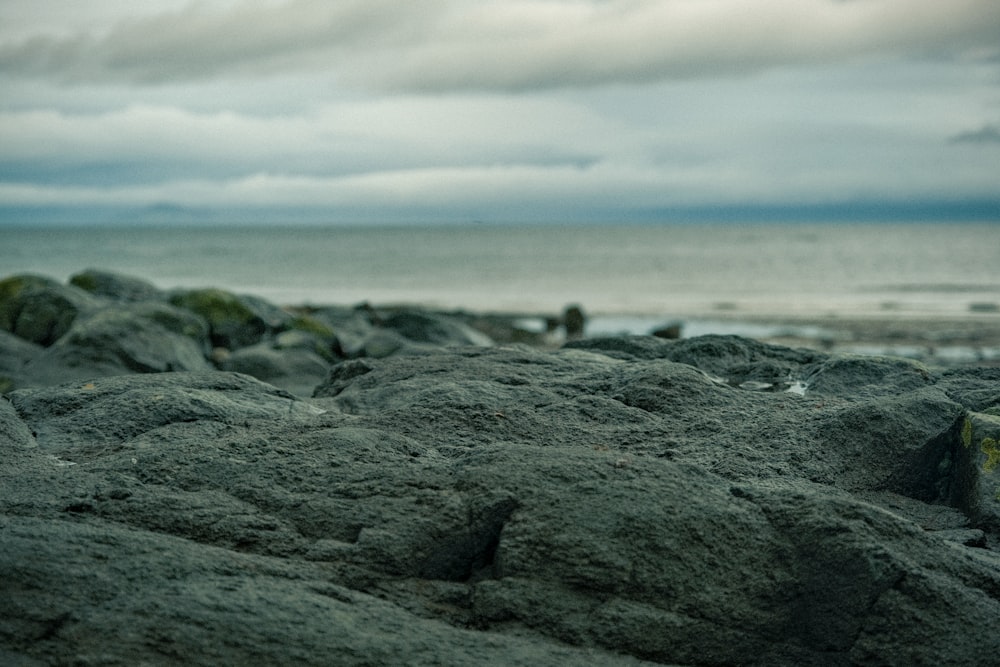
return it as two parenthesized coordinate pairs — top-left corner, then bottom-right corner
(3, 335), (999, 665)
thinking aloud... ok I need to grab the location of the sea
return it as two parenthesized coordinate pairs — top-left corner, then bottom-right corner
(2, 222), (998, 336)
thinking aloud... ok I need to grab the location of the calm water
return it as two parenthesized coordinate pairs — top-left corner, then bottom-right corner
(2, 223), (998, 320)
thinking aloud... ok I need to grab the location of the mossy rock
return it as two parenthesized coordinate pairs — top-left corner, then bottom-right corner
(0, 274), (58, 331)
(956, 412), (1000, 531)
(69, 269), (163, 302)
(289, 315), (336, 339)
(276, 328), (340, 363)
(0, 274), (96, 346)
(169, 288), (267, 349)
(119, 302), (212, 352)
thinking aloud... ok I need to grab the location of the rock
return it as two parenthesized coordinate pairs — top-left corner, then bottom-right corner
(804, 354), (934, 397)
(0, 396), (35, 449)
(955, 411), (1000, 532)
(69, 269), (164, 302)
(7, 371), (321, 451)
(169, 288), (278, 350)
(4, 336), (1000, 665)
(0, 274), (100, 346)
(221, 344), (330, 396)
(356, 328), (438, 359)
(278, 315), (343, 361)
(651, 322), (682, 339)
(20, 305), (213, 386)
(302, 305), (377, 358)
(380, 310), (494, 348)
(0, 330), (43, 394)
(563, 304), (586, 339)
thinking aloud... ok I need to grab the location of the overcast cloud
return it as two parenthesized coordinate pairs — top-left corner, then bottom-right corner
(1, 0), (998, 224)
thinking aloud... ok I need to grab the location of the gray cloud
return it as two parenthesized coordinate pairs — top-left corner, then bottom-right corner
(1, 1), (998, 222)
(950, 124), (1000, 144)
(3, 0), (999, 90)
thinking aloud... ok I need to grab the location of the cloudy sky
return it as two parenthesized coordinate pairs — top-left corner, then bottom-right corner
(1, 0), (999, 225)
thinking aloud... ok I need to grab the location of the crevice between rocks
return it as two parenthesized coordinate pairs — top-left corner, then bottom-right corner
(418, 497), (519, 583)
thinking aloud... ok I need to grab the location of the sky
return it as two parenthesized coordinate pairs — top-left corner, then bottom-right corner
(1, 0), (999, 225)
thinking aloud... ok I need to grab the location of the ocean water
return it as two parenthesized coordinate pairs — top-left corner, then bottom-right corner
(2, 223), (998, 326)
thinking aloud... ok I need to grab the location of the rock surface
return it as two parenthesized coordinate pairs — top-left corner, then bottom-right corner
(3, 271), (1000, 665)
(3, 327), (1000, 665)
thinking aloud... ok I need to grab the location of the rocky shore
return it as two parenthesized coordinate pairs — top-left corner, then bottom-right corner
(3, 270), (1000, 665)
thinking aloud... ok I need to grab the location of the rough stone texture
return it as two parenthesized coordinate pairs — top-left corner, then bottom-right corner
(0, 329), (43, 393)
(3, 337), (1000, 665)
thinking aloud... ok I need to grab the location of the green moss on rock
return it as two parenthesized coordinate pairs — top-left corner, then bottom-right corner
(962, 418), (973, 448)
(982, 437), (1000, 473)
(289, 315), (336, 339)
(0, 274), (91, 345)
(169, 289), (266, 349)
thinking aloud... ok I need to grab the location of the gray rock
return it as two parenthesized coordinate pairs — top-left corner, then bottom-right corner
(169, 288), (279, 350)
(0, 274), (100, 346)
(3, 338), (1000, 665)
(20, 305), (212, 386)
(0, 396), (35, 449)
(303, 305), (377, 357)
(69, 268), (165, 302)
(381, 310), (494, 347)
(0, 329), (43, 393)
(356, 328), (438, 359)
(7, 371), (320, 451)
(221, 344), (330, 396)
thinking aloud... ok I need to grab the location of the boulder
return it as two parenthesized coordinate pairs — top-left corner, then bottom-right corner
(20, 305), (212, 386)
(303, 305), (378, 356)
(221, 344), (330, 397)
(169, 288), (280, 350)
(69, 269), (164, 302)
(0, 274), (100, 346)
(380, 310), (494, 347)
(278, 315), (343, 361)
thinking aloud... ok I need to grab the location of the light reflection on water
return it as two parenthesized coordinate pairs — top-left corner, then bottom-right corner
(2, 222), (998, 319)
